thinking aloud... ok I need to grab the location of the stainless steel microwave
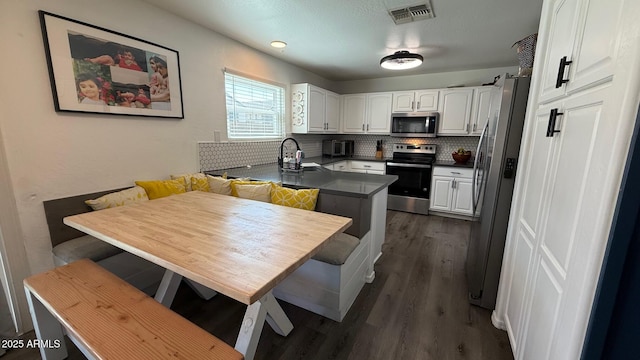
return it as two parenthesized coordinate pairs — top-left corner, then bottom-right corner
(390, 112), (439, 137)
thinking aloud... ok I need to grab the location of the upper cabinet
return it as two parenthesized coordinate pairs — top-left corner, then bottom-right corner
(469, 86), (493, 135)
(437, 88), (474, 135)
(291, 83), (340, 134)
(392, 90), (439, 112)
(537, 0), (618, 104)
(341, 92), (392, 134)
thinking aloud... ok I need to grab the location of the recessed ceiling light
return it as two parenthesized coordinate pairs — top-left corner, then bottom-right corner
(270, 41), (287, 49)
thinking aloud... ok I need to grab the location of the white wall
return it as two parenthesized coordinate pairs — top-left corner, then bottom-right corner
(336, 66), (519, 93)
(0, 0), (329, 279)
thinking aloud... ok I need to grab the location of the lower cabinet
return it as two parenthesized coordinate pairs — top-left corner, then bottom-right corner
(429, 166), (473, 216)
(327, 160), (385, 174)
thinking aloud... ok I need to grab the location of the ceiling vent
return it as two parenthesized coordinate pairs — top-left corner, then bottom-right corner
(388, 2), (435, 25)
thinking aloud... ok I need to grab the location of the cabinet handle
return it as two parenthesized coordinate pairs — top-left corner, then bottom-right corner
(411, 101), (415, 110)
(362, 124), (365, 131)
(416, 101), (420, 109)
(364, 165), (371, 168)
(546, 108), (563, 137)
(466, 124), (470, 132)
(473, 123), (477, 131)
(451, 171), (461, 175)
(452, 179), (456, 189)
(367, 124), (369, 131)
(555, 56), (573, 88)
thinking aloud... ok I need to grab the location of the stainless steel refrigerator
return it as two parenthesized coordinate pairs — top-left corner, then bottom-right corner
(466, 75), (531, 310)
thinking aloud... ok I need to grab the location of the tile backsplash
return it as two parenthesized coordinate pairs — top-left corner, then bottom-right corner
(198, 135), (479, 171)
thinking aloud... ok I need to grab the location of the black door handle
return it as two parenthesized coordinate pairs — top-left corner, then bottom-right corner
(546, 108), (563, 137)
(555, 56), (573, 88)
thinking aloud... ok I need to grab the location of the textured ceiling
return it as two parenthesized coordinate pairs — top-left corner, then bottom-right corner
(142, 0), (543, 81)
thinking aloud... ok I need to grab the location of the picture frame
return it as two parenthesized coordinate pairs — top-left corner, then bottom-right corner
(38, 11), (184, 119)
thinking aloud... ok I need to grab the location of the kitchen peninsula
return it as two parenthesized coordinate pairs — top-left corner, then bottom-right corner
(206, 158), (396, 321)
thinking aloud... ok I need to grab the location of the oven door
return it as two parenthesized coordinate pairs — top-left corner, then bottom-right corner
(386, 162), (432, 198)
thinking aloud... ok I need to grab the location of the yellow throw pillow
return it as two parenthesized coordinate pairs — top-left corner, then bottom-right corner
(234, 183), (272, 203)
(84, 186), (149, 211)
(191, 177), (211, 192)
(170, 173), (206, 191)
(271, 185), (319, 211)
(230, 180), (273, 197)
(135, 179), (186, 200)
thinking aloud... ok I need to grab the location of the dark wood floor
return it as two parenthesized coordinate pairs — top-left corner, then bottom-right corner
(3, 211), (513, 360)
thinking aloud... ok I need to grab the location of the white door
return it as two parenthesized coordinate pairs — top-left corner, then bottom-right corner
(470, 87), (493, 135)
(451, 178), (473, 215)
(438, 89), (473, 135)
(308, 86), (326, 132)
(415, 90), (439, 112)
(366, 93), (392, 133)
(429, 176), (453, 211)
(341, 94), (366, 133)
(325, 91), (340, 132)
(392, 91), (415, 112)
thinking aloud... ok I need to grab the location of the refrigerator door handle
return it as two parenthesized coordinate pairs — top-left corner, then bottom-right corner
(472, 122), (488, 213)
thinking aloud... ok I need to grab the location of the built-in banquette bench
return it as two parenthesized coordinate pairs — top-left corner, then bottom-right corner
(24, 258), (244, 360)
(43, 177), (369, 322)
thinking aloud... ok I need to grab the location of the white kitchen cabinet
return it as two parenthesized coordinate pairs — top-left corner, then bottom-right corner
(494, 0), (634, 359)
(349, 161), (385, 174)
(341, 93), (392, 134)
(331, 161), (349, 172)
(437, 88), (474, 135)
(392, 90), (439, 112)
(469, 86), (493, 135)
(429, 167), (473, 216)
(291, 83), (340, 133)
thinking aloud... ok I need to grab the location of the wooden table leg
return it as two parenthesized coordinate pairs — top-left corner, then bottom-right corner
(154, 270), (183, 307)
(234, 291), (293, 360)
(23, 288), (68, 360)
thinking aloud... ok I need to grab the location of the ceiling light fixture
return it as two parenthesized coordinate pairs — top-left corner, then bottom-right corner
(380, 50), (423, 70)
(270, 40), (287, 48)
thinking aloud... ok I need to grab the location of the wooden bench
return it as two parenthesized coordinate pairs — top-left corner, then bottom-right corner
(23, 258), (243, 360)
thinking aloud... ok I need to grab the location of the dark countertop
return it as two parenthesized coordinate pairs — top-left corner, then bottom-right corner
(434, 160), (475, 169)
(206, 157), (398, 198)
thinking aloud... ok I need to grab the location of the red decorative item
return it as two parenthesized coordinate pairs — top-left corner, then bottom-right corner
(452, 151), (472, 164)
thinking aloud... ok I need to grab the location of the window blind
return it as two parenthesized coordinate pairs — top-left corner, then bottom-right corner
(224, 72), (285, 139)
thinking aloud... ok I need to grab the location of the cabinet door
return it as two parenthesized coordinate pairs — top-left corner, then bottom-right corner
(391, 91), (416, 112)
(451, 178), (473, 215)
(438, 89), (474, 135)
(470, 87), (493, 135)
(537, 0), (581, 104)
(429, 175), (453, 211)
(308, 86), (326, 132)
(341, 94), (366, 133)
(415, 90), (439, 111)
(366, 93), (392, 133)
(326, 91), (340, 132)
(565, 0), (623, 95)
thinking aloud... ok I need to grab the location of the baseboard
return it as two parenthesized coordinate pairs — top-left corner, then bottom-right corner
(491, 310), (506, 330)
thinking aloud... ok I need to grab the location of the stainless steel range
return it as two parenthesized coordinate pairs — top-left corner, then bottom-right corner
(386, 143), (436, 215)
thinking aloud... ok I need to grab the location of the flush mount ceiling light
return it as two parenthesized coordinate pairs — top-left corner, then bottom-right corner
(380, 50), (423, 70)
(270, 40), (287, 48)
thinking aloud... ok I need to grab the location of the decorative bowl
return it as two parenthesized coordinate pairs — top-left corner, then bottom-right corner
(452, 151), (472, 164)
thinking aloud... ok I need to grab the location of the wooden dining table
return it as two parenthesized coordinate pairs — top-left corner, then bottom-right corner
(63, 190), (352, 360)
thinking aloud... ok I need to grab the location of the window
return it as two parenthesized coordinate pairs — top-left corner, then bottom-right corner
(224, 71), (285, 140)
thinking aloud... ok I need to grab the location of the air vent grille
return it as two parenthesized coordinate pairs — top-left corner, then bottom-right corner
(388, 2), (434, 25)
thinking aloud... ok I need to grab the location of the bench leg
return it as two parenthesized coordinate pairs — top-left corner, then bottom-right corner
(234, 291), (293, 360)
(24, 289), (68, 360)
(154, 270), (182, 307)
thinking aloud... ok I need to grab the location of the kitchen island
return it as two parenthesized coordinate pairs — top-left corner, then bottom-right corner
(205, 160), (397, 321)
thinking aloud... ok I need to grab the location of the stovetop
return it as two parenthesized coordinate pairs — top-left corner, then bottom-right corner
(390, 143), (437, 164)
